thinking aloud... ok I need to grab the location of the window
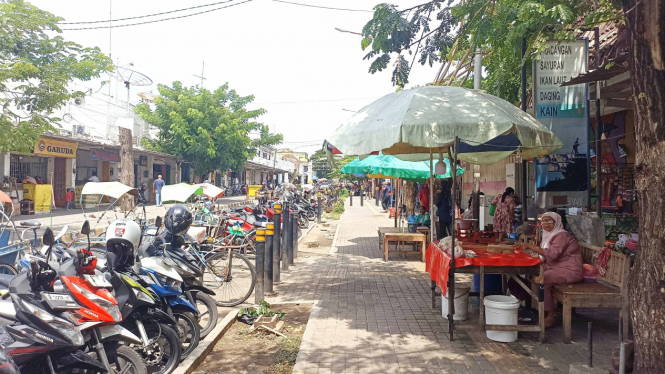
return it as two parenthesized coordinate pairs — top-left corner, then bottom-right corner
(303, 166), (308, 172)
(10, 155), (48, 182)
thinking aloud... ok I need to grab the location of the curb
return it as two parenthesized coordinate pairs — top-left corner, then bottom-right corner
(291, 300), (323, 374)
(172, 307), (241, 374)
(328, 210), (343, 256)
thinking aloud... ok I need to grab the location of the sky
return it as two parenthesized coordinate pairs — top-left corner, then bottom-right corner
(31, 0), (441, 156)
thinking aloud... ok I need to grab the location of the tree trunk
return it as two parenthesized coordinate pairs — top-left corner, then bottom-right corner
(620, 0), (665, 371)
(119, 128), (135, 212)
(404, 181), (417, 215)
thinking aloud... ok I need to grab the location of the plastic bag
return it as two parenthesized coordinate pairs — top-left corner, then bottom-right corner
(408, 214), (417, 223)
(236, 312), (257, 325)
(436, 236), (464, 258)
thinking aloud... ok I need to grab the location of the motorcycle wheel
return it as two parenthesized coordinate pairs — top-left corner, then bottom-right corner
(173, 312), (200, 359)
(298, 215), (309, 229)
(194, 293), (219, 338)
(133, 323), (181, 374)
(109, 345), (147, 374)
(306, 209), (316, 221)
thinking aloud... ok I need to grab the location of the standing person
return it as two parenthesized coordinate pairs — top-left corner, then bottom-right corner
(381, 182), (391, 212)
(153, 175), (165, 207)
(435, 181), (453, 239)
(88, 172), (99, 183)
(514, 212), (583, 327)
(492, 187), (515, 242)
(65, 188), (75, 211)
(418, 179), (430, 212)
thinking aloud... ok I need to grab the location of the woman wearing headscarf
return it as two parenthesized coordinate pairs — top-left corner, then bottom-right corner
(492, 187), (515, 242)
(515, 212), (584, 327)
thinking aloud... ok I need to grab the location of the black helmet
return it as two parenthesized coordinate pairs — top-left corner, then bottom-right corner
(164, 204), (193, 235)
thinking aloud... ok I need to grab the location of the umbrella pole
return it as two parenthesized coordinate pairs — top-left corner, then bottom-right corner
(430, 150), (436, 240)
(449, 136), (460, 341)
(394, 179), (399, 228)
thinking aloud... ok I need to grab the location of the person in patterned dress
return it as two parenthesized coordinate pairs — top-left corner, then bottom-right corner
(492, 187), (515, 242)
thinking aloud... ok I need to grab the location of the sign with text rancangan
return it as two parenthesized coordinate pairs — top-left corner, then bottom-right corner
(533, 40), (589, 208)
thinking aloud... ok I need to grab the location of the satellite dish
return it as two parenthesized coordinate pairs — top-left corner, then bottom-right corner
(114, 66), (152, 115)
(74, 97), (86, 107)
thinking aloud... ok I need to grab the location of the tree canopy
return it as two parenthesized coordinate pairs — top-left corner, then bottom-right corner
(136, 81), (282, 175)
(0, 0), (114, 152)
(360, 0), (621, 102)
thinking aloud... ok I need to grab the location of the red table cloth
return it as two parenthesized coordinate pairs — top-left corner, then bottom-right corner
(425, 242), (542, 296)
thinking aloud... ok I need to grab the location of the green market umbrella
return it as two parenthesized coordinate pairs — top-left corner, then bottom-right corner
(161, 183), (203, 203)
(341, 153), (463, 182)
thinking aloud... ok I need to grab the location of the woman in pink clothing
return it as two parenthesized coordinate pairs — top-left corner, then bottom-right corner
(492, 187), (515, 242)
(516, 212), (584, 327)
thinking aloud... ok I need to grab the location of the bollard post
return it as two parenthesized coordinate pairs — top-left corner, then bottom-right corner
(350, 190), (353, 206)
(265, 223), (274, 294)
(375, 184), (379, 206)
(282, 203), (290, 272)
(317, 193), (322, 224)
(619, 342), (626, 374)
(588, 322), (593, 367)
(293, 212), (299, 261)
(360, 187), (364, 206)
(254, 229), (265, 304)
(288, 212), (295, 265)
(273, 204), (282, 283)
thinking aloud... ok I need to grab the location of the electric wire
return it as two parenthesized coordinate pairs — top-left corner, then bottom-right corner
(271, 0), (373, 12)
(60, 0), (254, 30)
(59, 0), (238, 24)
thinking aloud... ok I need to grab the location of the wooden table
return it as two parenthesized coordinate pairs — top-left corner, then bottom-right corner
(383, 232), (426, 262)
(426, 244), (546, 343)
(417, 227), (431, 247)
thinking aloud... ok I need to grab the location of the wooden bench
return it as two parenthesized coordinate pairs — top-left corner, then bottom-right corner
(551, 242), (631, 343)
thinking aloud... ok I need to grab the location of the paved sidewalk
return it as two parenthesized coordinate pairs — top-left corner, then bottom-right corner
(268, 201), (618, 374)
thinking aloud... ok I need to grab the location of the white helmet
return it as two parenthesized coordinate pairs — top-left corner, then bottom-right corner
(106, 220), (141, 253)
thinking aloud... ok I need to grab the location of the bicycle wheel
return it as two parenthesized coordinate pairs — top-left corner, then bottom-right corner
(202, 251), (255, 307)
(0, 264), (17, 275)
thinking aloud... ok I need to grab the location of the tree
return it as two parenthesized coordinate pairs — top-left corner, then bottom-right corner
(0, 0), (113, 152)
(619, 0), (665, 371)
(404, 181), (418, 215)
(136, 82), (282, 175)
(359, 0), (613, 101)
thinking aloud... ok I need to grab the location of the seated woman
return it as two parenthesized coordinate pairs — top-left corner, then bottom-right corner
(514, 212), (584, 327)
(416, 205), (431, 227)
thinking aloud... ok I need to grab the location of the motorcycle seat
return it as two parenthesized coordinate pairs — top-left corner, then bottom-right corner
(19, 220), (41, 228)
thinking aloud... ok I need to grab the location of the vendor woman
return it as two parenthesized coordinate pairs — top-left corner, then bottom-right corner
(515, 212), (584, 327)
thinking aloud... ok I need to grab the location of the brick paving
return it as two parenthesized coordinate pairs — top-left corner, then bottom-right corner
(268, 202), (619, 374)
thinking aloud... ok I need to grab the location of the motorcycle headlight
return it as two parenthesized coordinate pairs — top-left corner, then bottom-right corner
(19, 300), (84, 346)
(19, 299), (54, 323)
(170, 280), (181, 291)
(162, 257), (177, 267)
(132, 288), (155, 304)
(70, 283), (122, 322)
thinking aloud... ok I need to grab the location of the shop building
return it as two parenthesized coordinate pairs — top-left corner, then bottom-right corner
(244, 146), (296, 185)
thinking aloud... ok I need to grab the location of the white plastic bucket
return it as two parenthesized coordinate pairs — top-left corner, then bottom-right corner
(442, 285), (470, 321)
(484, 295), (520, 342)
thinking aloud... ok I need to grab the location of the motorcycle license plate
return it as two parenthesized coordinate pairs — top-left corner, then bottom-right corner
(84, 274), (113, 288)
(41, 292), (79, 310)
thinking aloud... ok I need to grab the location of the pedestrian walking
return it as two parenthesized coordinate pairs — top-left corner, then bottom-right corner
(65, 188), (75, 211)
(153, 175), (166, 206)
(381, 182), (392, 212)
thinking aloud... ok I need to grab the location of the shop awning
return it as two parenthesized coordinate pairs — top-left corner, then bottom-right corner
(560, 64), (629, 87)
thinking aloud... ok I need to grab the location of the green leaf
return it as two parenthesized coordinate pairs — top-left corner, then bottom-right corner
(361, 37), (372, 50)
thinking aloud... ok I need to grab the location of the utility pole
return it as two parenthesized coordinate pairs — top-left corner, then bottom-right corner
(193, 61), (206, 88)
(472, 48), (482, 229)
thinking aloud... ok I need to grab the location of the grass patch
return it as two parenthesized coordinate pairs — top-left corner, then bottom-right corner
(267, 336), (303, 374)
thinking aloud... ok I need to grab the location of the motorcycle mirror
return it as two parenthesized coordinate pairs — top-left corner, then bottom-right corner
(81, 220), (91, 235)
(155, 216), (162, 228)
(42, 227), (55, 247)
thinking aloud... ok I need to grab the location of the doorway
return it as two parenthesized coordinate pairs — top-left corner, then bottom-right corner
(54, 157), (67, 208)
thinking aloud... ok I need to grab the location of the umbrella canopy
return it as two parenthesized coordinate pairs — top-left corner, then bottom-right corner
(341, 154), (463, 182)
(81, 182), (138, 199)
(327, 86), (562, 164)
(0, 190), (12, 204)
(195, 183), (225, 198)
(161, 183), (203, 203)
